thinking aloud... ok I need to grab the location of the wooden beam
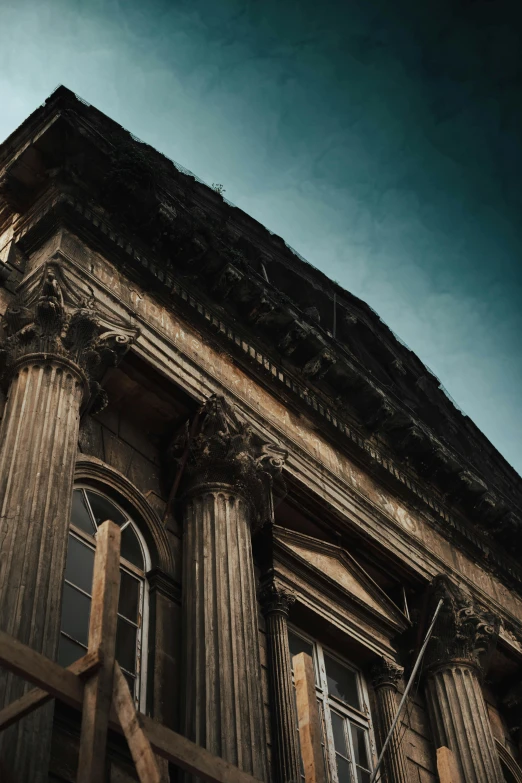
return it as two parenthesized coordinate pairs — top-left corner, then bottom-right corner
(0, 629), (83, 707)
(139, 714), (265, 783)
(113, 662), (161, 783)
(0, 650), (100, 732)
(0, 631), (265, 783)
(77, 520), (122, 783)
(437, 746), (463, 783)
(293, 652), (326, 783)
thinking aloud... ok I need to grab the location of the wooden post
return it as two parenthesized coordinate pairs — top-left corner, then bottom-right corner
(293, 652), (325, 783)
(0, 626), (267, 783)
(437, 746), (464, 783)
(77, 520), (122, 783)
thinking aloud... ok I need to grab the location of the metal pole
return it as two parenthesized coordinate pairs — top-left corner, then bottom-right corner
(369, 598), (444, 783)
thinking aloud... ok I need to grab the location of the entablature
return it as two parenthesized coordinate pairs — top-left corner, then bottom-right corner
(1, 88), (522, 598)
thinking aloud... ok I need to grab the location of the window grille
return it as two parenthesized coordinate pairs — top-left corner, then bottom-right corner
(288, 628), (375, 783)
(59, 487), (149, 708)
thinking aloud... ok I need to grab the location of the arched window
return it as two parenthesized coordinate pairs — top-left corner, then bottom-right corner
(58, 486), (150, 708)
(495, 740), (522, 783)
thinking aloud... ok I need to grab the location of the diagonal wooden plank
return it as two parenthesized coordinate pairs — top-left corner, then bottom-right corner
(293, 652), (326, 783)
(0, 630), (265, 783)
(0, 650), (101, 732)
(77, 519), (122, 783)
(139, 714), (265, 783)
(0, 629), (84, 707)
(113, 662), (161, 783)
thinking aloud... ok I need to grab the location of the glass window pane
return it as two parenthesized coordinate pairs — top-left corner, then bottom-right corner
(86, 491), (127, 528)
(71, 490), (96, 535)
(116, 617), (137, 673)
(61, 583), (91, 646)
(331, 711), (348, 756)
(336, 755), (351, 783)
(357, 770), (371, 783)
(123, 670), (137, 700)
(324, 654), (360, 709)
(58, 635), (86, 668)
(350, 724), (369, 768)
(120, 525), (144, 569)
(118, 570), (140, 622)
(288, 632), (314, 665)
(65, 534), (94, 595)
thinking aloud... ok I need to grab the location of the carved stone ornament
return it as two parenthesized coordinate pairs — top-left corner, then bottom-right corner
(425, 575), (500, 674)
(303, 349), (336, 381)
(0, 261), (138, 413)
(171, 394), (288, 529)
(371, 657), (404, 690)
(258, 579), (296, 617)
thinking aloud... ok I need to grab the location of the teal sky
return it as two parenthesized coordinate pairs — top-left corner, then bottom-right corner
(1, 0), (521, 473)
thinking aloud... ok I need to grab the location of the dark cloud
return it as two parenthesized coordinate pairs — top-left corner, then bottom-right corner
(1, 0), (521, 469)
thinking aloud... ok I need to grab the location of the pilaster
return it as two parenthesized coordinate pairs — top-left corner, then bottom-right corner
(259, 578), (301, 783)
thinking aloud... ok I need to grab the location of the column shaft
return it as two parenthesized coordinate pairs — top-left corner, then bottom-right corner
(261, 591), (301, 783)
(422, 575), (503, 783)
(182, 488), (268, 780)
(374, 685), (410, 783)
(371, 658), (410, 783)
(425, 663), (504, 783)
(0, 359), (84, 782)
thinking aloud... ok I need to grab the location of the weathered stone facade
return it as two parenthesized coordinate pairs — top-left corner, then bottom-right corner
(0, 86), (520, 782)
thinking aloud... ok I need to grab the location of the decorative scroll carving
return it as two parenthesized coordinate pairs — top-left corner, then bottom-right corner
(425, 575), (500, 673)
(371, 657), (404, 690)
(259, 579), (296, 617)
(173, 394), (288, 529)
(0, 262), (137, 413)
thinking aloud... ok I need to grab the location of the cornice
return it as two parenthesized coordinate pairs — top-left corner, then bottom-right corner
(1, 97), (521, 587)
(9, 191), (522, 596)
(273, 528), (410, 637)
(146, 566), (181, 604)
(272, 563), (399, 658)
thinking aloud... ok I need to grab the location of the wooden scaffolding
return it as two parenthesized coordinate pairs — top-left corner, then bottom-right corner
(0, 521), (264, 783)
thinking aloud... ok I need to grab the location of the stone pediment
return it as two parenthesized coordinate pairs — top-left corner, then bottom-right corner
(273, 526), (409, 633)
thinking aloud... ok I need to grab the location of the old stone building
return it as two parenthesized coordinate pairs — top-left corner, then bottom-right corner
(0, 86), (521, 783)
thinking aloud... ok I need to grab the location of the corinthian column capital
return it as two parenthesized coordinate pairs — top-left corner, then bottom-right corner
(0, 261), (137, 413)
(426, 575), (500, 674)
(259, 578), (296, 617)
(371, 657), (404, 690)
(173, 394), (288, 529)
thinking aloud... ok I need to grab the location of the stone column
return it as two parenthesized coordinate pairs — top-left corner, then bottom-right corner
(178, 395), (287, 781)
(259, 578), (301, 783)
(370, 657), (410, 783)
(423, 575), (504, 783)
(0, 262), (134, 782)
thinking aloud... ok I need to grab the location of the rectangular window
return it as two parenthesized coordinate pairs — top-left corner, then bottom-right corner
(288, 628), (375, 783)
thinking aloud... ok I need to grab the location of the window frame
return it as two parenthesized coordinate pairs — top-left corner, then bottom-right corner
(62, 485), (151, 710)
(288, 624), (377, 783)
